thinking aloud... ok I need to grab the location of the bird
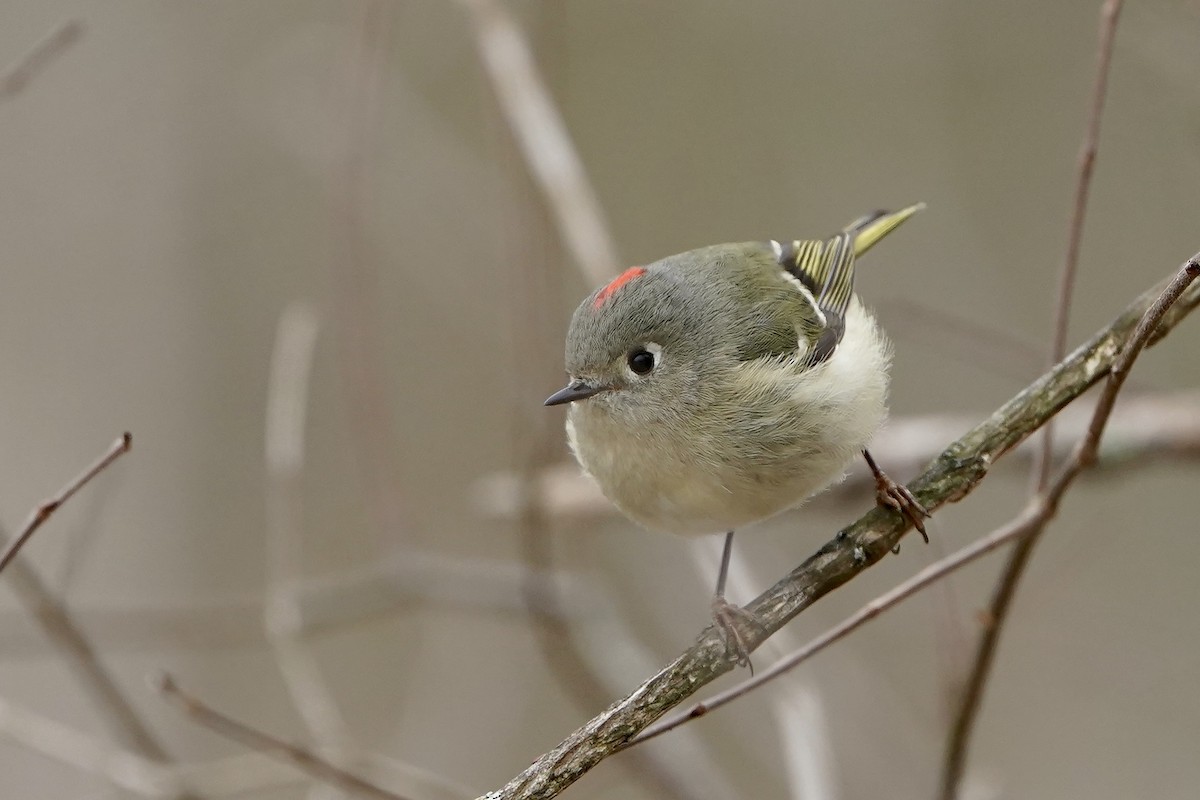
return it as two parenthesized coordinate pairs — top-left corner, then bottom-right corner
(545, 204), (929, 665)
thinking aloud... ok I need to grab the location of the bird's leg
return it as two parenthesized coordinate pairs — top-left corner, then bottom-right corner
(862, 448), (930, 550)
(710, 530), (764, 671)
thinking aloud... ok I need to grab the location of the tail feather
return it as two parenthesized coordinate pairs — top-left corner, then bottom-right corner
(776, 202), (924, 342)
(846, 202), (926, 258)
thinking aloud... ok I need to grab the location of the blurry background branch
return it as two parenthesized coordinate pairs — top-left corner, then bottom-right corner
(473, 389), (1200, 524)
(264, 302), (364, 800)
(459, 0), (620, 285)
(0, 19), (82, 102)
(1, 555), (197, 799)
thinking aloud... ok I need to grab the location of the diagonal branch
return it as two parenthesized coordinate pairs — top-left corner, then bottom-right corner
(632, 256), (1200, 744)
(479, 260), (1200, 800)
(155, 674), (410, 800)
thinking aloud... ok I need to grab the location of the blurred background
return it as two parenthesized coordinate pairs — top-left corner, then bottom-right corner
(1, 1), (1198, 798)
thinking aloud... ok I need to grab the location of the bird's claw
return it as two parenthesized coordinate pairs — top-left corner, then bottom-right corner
(711, 596), (765, 673)
(874, 473), (930, 543)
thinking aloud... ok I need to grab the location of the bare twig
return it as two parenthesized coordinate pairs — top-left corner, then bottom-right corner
(155, 674), (410, 800)
(0, 432), (131, 575)
(632, 256), (1199, 744)
(942, 3), (1125, 796)
(0, 19), (84, 102)
(477, 258), (1200, 800)
(459, 0), (620, 286)
(1042, 0), (1125, 472)
(0, 434), (195, 795)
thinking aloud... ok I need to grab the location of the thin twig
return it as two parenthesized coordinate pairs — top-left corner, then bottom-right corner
(458, 0), (620, 286)
(942, 3), (1125, 796)
(0, 19), (84, 101)
(1040, 0), (1125, 487)
(154, 674), (410, 800)
(0, 432), (190, 795)
(478, 258), (1200, 800)
(631, 257), (1198, 743)
(0, 432), (132, 574)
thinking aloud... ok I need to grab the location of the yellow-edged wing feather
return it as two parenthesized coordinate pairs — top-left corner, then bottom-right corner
(779, 202), (924, 318)
(774, 203), (923, 363)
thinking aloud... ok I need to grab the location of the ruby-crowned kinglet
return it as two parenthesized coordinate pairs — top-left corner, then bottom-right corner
(545, 204), (929, 664)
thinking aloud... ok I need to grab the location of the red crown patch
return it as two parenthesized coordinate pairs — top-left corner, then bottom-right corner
(593, 267), (647, 309)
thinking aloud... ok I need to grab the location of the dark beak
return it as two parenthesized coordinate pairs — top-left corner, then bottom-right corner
(544, 380), (606, 406)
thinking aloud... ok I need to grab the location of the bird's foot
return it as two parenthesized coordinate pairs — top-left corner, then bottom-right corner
(711, 595), (766, 672)
(862, 449), (930, 546)
(873, 472), (930, 544)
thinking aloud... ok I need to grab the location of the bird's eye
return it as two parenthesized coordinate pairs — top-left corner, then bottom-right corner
(627, 348), (656, 375)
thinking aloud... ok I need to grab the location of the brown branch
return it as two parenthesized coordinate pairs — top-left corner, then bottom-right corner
(155, 674), (410, 800)
(1043, 0), (1124, 446)
(477, 258), (1200, 800)
(0, 19), (83, 102)
(0, 432), (132, 575)
(632, 256), (1199, 744)
(942, 2), (1125, 796)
